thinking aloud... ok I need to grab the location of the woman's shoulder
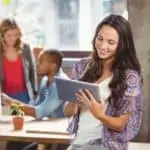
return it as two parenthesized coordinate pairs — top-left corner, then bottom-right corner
(79, 57), (91, 63)
(125, 69), (140, 75)
(125, 69), (142, 79)
(125, 69), (141, 82)
(21, 43), (33, 59)
(21, 43), (31, 51)
(75, 57), (91, 68)
(124, 69), (142, 94)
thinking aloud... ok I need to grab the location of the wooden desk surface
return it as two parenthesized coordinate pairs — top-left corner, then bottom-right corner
(0, 116), (74, 144)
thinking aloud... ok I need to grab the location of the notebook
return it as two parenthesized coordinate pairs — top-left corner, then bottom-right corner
(26, 118), (71, 135)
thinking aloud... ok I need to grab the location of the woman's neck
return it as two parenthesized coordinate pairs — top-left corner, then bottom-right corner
(96, 68), (112, 84)
(103, 62), (111, 73)
(4, 46), (16, 53)
(101, 58), (114, 78)
(102, 56), (114, 72)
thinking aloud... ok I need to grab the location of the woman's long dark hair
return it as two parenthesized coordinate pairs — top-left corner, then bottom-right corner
(80, 14), (141, 106)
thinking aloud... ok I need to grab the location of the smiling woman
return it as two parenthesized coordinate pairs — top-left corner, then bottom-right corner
(0, 18), (38, 150)
(64, 14), (143, 150)
(0, 18), (37, 103)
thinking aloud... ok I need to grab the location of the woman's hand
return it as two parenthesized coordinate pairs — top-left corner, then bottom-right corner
(1, 93), (14, 106)
(75, 89), (105, 119)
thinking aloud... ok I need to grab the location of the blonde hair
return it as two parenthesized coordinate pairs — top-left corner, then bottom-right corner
(0, 18), (22, 56)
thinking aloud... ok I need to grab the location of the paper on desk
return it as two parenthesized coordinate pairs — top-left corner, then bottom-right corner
(26, 118), (70, 135)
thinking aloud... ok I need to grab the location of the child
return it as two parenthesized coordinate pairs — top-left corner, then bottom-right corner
(2, 49), (68, 118)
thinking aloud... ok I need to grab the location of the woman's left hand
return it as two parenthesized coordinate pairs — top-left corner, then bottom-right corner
(75, 89), (105, 119)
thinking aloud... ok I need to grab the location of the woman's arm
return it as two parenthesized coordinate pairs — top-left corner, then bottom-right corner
(1, 92), (36, 115)
(1, 92), (36, 117)
(63, 102), (79, 117)
(1, 93), (24, 106)
(98, 113), (131, 132)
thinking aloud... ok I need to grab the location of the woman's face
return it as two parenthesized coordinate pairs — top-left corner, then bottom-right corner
(95, 25), (119, 61)
(3, 29), (20, 47)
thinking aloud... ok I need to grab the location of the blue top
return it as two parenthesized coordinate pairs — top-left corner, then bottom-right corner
(8, 91), (29, 104)
(30, 69), (69, 119)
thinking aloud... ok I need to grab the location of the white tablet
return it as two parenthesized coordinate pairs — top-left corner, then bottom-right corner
(55, 77), (100, 103)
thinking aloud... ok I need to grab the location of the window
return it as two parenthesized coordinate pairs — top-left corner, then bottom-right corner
(0, 0), (128, 51)
(56, 0), (79, 49)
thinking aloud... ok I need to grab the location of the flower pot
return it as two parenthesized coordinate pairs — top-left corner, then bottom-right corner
(12, 116), (24, 130)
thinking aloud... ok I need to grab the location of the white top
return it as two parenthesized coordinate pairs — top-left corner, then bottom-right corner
(73, 76), (112, 145)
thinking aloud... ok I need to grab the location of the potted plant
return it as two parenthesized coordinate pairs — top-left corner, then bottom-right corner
(11, 103), (24, 130)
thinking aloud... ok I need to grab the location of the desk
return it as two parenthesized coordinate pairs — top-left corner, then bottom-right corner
(2, 116), (149, 150)
(0, 116), (74, 144)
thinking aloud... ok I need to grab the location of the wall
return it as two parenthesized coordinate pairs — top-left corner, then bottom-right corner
(128, 0), (150, 142)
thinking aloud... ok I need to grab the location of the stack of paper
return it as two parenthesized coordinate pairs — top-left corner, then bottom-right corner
(26, 118), (70, 135)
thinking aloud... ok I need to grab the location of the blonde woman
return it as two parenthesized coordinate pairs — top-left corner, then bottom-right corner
(0, 18), (38, 104)
(0, 18), (38, 150)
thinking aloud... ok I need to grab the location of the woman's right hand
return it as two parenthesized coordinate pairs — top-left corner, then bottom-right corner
(64, 102), (79, 117)
(1, 93), (13, 106)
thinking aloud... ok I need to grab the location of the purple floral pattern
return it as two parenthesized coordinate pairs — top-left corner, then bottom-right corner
(68, 58), (143, 150)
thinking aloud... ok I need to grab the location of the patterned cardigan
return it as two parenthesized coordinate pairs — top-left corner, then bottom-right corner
(0, 43), (38, 100)
(68, 58), (143, 150)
